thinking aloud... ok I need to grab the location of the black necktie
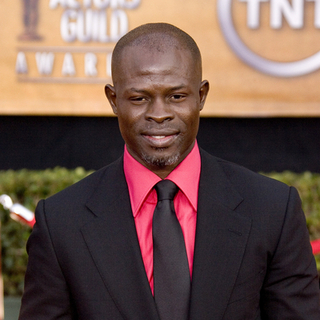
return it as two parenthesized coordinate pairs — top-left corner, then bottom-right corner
(152, 180), (191, 320)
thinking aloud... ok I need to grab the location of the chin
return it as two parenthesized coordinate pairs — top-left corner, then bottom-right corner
(141, 152), (180, 168)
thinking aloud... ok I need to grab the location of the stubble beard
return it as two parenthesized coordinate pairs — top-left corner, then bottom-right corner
(141, 148), (180, 168)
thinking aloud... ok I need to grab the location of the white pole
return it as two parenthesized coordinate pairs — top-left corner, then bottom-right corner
(0, 221), (4, 320)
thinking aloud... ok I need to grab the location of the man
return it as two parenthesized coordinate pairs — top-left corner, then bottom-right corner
(19, 23), (320, 319)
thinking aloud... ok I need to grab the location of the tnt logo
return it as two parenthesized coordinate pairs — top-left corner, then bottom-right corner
(217, 0), (320, 77)
(240, 0), (320, 29)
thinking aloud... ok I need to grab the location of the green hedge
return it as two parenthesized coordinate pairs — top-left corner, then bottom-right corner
(0, 167), (92, 296)
(263, 171), (320, 275)
(0, 168), (319, 296)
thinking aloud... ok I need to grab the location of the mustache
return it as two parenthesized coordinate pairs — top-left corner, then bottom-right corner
(143, 123), (179, 132)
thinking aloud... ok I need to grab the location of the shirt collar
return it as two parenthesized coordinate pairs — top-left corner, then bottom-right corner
(123, 141), (201, 217)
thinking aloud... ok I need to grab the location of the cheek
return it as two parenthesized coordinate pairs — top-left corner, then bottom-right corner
(117, 115), (132, 140)
(117, 113), (142, 144)
(180, 110), (200, 135)
(117, 105), (144, 128)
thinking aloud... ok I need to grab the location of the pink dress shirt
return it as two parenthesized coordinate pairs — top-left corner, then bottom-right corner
(123, 142), (201, 294)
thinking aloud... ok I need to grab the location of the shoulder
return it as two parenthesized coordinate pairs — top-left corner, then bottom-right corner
(200, 148), (272, 183)
(41, 156), (124, 216)
(199, 148), (294, 212)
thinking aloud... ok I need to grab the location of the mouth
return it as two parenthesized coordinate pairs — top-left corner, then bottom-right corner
(142, 133), (179, 148)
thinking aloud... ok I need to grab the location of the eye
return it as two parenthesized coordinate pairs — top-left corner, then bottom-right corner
(170, 94), (186, 102)
(130, 96), (148, 104)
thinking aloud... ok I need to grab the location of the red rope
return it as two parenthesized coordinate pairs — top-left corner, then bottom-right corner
(311, 239), (320, 255)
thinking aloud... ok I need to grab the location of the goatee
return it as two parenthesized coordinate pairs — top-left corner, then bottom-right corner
(141, 150), (180, 168)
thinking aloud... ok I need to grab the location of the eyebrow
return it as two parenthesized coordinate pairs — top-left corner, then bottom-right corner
(128, 85), (188, 94)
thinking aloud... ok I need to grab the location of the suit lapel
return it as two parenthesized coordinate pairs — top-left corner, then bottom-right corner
(81, 158), (159, 320)
(79, 151), (252, 320)
(189, 150), (252, 320)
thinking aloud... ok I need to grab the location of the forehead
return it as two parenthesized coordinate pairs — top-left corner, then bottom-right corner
(113, 44), (198, 88)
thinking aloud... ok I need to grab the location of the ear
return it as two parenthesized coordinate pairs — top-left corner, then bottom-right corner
(199, 80), (209, 111)
(105, 84), (118, 115)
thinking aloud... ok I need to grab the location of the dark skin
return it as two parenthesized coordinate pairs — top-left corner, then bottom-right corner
(105, 40), (209, 179)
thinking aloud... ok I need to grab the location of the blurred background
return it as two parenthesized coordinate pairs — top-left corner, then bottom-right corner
(1, 0), (320, 318)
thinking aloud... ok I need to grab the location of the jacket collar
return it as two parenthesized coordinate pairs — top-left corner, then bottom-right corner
(83, 157), (160, 320)
(83, 150), (252, 320)
(189, 149), (251, 319)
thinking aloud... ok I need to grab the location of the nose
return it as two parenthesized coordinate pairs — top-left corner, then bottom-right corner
(145, 98), (174, 123)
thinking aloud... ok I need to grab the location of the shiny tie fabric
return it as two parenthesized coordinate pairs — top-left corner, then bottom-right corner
(152, 180), (191, 320)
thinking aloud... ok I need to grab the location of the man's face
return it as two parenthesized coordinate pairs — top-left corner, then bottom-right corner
(106, 43), (209, 178)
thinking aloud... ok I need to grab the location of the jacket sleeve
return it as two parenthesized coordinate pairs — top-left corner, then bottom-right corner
(260, 187), (320, 319)
(19, 199), (76, 319)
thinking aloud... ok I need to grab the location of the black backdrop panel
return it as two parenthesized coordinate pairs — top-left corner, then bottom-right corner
(0, 116), (319, 173)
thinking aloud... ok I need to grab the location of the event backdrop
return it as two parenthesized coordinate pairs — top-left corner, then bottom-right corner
(1, 0), (320, 116)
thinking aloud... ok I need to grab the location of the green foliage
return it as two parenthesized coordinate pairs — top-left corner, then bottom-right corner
(0, 167), (92, 296)
(263, 171), (320, 240)
(0, 168), (319, 296)
(263, 171), (320, 272)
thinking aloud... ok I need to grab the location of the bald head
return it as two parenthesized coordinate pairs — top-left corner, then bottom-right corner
(111, 23), (202, 84)
(105, 23), (209, 178)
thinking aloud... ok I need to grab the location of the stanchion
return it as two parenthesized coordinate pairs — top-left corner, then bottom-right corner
(0, 195), (35, 228)
(0, 221), (4, 320)
(0, 195), (35, 320)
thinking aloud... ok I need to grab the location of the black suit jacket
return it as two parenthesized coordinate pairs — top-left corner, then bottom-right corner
(19, 149), (320, 319)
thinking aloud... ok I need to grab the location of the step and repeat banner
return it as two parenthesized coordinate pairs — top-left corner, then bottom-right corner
(1, 0), (320, 116)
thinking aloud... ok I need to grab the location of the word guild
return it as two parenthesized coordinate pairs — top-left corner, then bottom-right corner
(49, 0), (141, 43)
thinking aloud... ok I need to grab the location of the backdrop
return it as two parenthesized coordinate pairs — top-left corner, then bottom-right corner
(1, 0), (320, 116)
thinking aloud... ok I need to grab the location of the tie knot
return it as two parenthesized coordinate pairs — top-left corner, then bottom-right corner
(155, 180), (179, 201)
